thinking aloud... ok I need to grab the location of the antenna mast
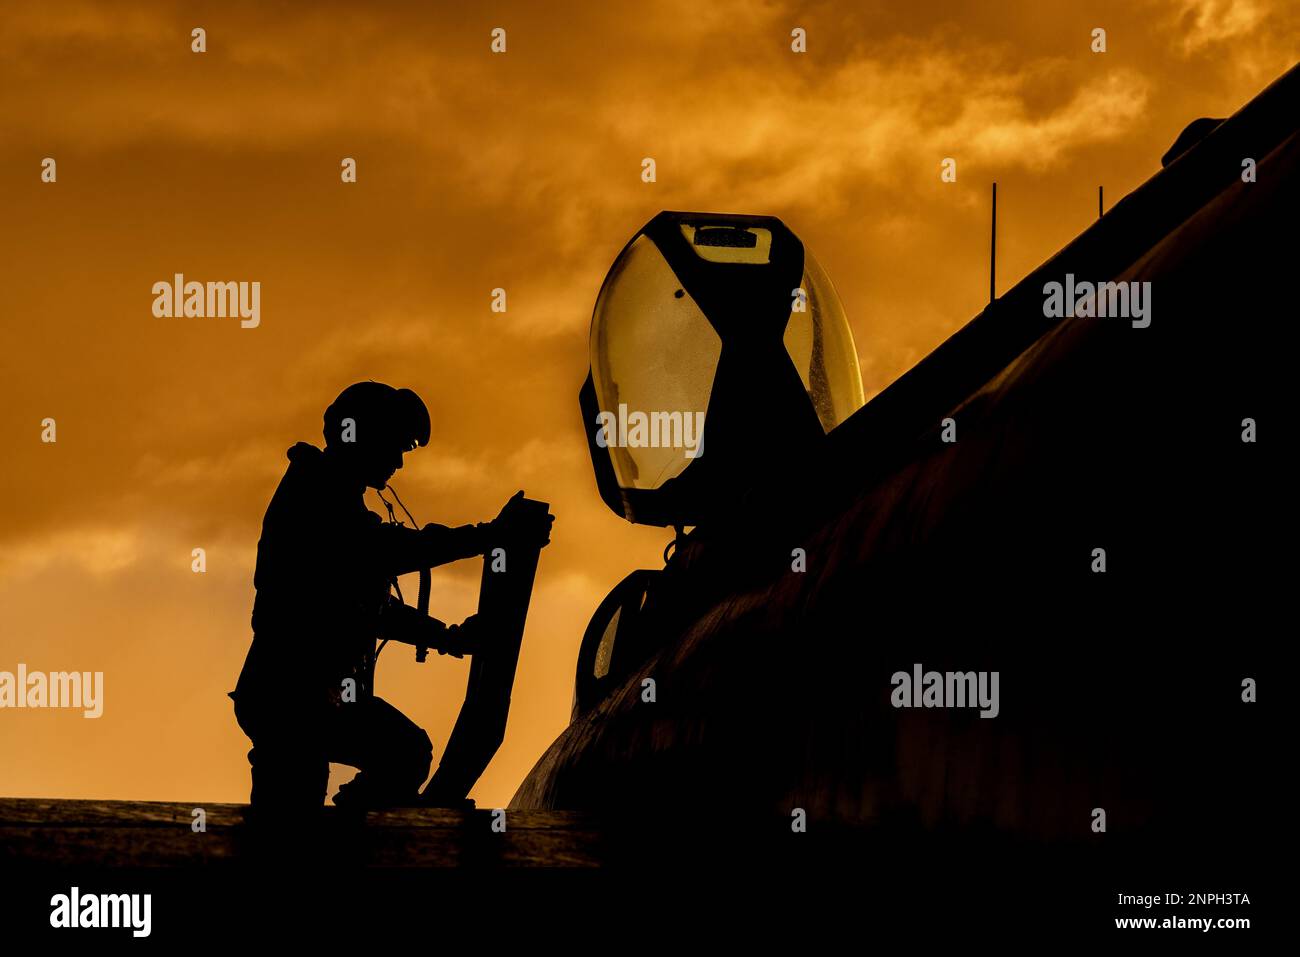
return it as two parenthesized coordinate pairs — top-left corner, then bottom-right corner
(989, 182), (997, 303)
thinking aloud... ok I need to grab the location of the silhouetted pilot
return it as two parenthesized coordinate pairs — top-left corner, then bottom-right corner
(230, 381), (552, 815)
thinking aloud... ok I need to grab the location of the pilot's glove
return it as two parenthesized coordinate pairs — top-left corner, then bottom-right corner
(438, 628), (465, 658)
(489, 490), (554, 548)
(440, 614), (481, 658)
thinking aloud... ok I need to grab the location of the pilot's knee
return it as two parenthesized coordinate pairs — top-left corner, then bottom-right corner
(401, 725), (433, 781)
(415, 727), (434, 771)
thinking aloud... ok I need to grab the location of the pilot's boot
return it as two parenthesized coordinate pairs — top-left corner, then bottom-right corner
(331, 714), (434, 809)
(333, 773), (426, 809)
(328, 694), (434, 809)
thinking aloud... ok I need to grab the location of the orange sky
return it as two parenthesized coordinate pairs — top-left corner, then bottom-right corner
(1, 0), (1295, 807)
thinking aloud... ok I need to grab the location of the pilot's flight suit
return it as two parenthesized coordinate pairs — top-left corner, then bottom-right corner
(231, 441), (490, 812)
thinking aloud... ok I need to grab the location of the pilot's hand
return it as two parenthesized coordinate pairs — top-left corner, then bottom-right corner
(492, 490), (554, 547)
(440, 614), (479, 657)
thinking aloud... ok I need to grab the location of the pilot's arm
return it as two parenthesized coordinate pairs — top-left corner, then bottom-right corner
(363, 515), (492, 578)
(358, 491), (553, 579)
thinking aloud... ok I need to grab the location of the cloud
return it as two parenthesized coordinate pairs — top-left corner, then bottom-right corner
(1169, 0), (1268, 53)
(0, 526), (144, 580)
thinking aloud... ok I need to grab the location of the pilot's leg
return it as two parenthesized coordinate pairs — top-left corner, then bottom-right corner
(233, 694), (330, 820)
(329, 696), (434, 809)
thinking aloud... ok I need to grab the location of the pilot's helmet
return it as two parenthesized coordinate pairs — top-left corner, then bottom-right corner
(324, 381), (431, 452)
(581, 211), (864, 526)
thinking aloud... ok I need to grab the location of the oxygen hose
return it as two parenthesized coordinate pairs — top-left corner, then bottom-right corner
(371, 483), (425, 665)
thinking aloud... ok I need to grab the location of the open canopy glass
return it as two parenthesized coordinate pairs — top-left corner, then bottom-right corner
(581, 211), (865, 527)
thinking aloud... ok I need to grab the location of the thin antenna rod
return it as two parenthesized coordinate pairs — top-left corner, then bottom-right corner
(1099, 185), (1104, 218)
(989, 182), (997, 303)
